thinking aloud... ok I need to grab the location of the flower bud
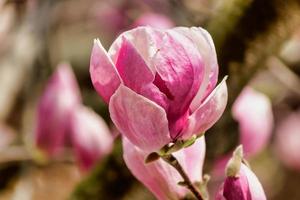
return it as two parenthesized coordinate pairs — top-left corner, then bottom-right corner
(216, 146), (266, 200)
(35, 63), (81, 156)
(90, 26), (227, 152)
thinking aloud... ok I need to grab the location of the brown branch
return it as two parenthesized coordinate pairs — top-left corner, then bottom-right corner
(162, 154), (203, 200)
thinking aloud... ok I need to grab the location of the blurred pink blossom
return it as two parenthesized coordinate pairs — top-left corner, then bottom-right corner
(71, 106), (113, 171)
(132, 13), (174, 29)
(35, 63), (113, 171)
(274, 110), (300, 171)
(35, 63), (81, 156)
(232, 87), (273, 157)
(122, 136), (205, 200)
(90, 26), (227, 152)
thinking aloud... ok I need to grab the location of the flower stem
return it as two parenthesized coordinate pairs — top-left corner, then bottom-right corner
(162, 154), (203, 200)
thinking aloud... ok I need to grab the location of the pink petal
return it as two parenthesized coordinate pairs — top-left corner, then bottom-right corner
(173, 136), (206, 182)
(122, 136), (206, 200)
(108, 27), (164, 70)
(109, 85), (171, 152)
(182, 78), (227, 140)
(174, 27), (219, 112)
(114, 37), (168, 109)
(232, 87), (273, 157)
(71, 106), (113, 171)
(223, 170), (251, 200)
(122, 137), (186, 200)
(90, 39), (121, 103)
(35, 63), (81, 156)
(152, 29), (205, 138)
(241, 164), (266, 200)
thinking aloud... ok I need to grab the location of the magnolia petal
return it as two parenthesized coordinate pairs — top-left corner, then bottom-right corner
(182, 78), (227, 140)
(122, 136), (206, 200)
(232, 87), (273, 157)
(109, 85), (171, 152)
(241, 164), (267, 200)
(115, 37), (168, 109)
(108, 26), (163, 72)
(173, 136), (206, 182)
(122, 137), (185, 200)
(223, 167), (251, 200)
(35, 64), (81, 156)
(90, 39), (121, 103)
(71, 106), (113, 171)
(174, 27), (219, 112)
(152, 30), (204, 138)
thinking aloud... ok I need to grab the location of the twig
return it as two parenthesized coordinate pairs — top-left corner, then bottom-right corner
(162, 154), (203, 200)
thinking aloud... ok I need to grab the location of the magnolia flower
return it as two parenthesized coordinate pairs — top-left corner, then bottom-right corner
(216, 147), (266, 200)
(132, 13), (174, 29)
(71, 106), (113, 171)
(90, 26), (227, 152)
(35, 63), (113, 170)
(35, 63), (81, 156)
(232, 87), (273, 158)
(123, 136), (205, 200)
(274, 111), (300, 170)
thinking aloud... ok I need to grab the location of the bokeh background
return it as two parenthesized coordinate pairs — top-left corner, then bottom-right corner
(0, 0), (300, 199)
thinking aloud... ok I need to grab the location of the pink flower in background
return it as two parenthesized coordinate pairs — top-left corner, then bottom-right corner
(232, 87), (273, 158)
(274, 111), (300, 171)
(216, 147), (266, 200)
(35, 63), (81, 156)
(71, 106), (113, 171)
(122, 136), (205, 200)
(132, 13), (174, 29)
(90, 26), (227, 152)
(35, 63), (113, 171)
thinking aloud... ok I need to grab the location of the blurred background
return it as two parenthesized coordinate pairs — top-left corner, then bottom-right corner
(0, 0), (300, 199)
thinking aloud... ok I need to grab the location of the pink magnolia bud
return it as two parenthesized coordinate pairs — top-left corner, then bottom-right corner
(70, 106), (113, 171)
(35, 63), (81, 156)
(232, 87), (273, 158)
(132, 13), (174, 29)
(274, 111), (300, 170)
(216, 147), (267, 200)
(90, 26), (228, 152)
(122, 136), (205, 200)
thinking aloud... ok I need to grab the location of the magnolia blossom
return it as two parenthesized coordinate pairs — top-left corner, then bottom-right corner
(90, 26), (227, 152)
(35, 63), (81, 156)
(216, 147), (266, 200)
(232, 87), (273, 157)
(274, 111), (300, 170)
(123, 136), (205, 200)
(35, 64), (113, 170)
(132, 13), (174, 29)
(71, 106), (113, 171)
